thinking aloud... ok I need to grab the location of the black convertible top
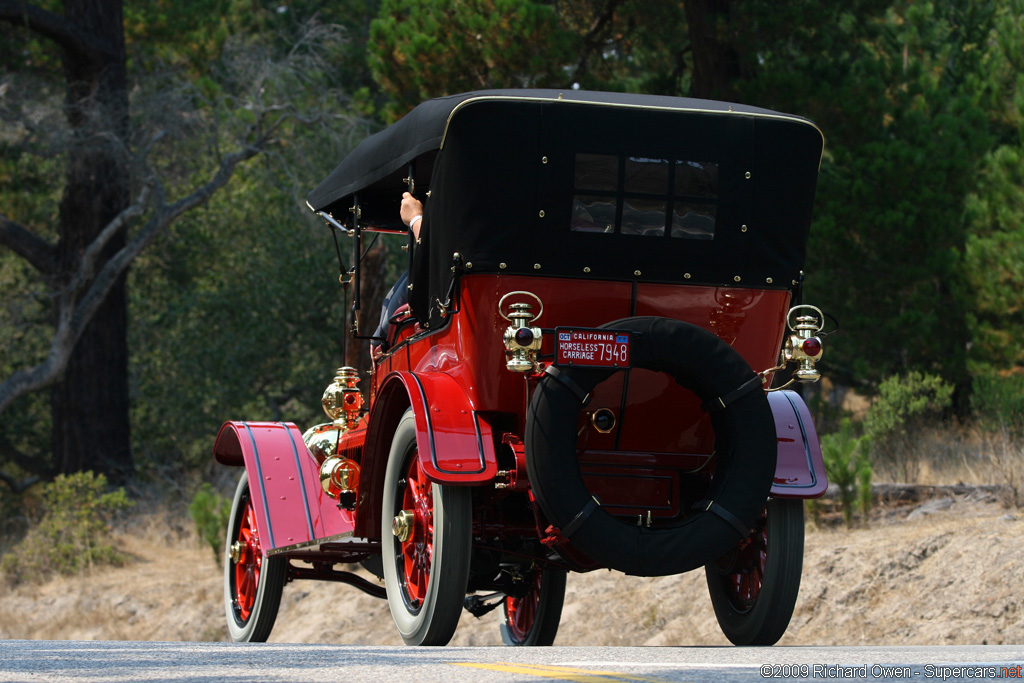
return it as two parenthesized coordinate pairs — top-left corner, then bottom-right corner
(307, 89), (821, 219)
(307, 90), (825, 329)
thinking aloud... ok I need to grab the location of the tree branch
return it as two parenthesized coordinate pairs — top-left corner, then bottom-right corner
(0, 469), (41, 493)
(0, 432), (49, 476)
(0, 142), (265, 417)
(570, 0), (627, 85)
(69, 146), (262, 329)
(0, 0), (117, 62)
(66, 180), (154, 297)
(0, 431), (47, 492)
(0, 213), (57, 274)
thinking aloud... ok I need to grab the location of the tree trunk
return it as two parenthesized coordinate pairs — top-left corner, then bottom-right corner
(50, 0), (133, 483)
(683, 0), (741, 101)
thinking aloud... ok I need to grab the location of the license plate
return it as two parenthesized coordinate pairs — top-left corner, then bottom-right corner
(554, 328), (631, 369)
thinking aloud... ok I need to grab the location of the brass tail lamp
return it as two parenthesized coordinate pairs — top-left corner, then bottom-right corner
(765, 305), (826, 391)
(500, 291), (544, 373)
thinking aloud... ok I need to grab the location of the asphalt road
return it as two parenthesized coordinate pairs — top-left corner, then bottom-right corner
(1, 642), (1023, 683)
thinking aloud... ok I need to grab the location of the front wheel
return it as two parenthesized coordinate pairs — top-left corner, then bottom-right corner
(705, 497), (804, 646)
(381, 409), (472, 646)
(224, 470), (286, 642)
(500, 566), (567, 646)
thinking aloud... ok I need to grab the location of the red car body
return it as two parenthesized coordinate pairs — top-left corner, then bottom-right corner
(214, 90), (829, 647)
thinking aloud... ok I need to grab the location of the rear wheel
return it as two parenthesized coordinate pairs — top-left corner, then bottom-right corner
(705, 498), (804, 645)
(500, 566), (567, 646)
(224, 470), (286, 642)
(382, 409), (472, 645)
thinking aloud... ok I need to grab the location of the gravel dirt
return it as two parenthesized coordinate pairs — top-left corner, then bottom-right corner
(1, 489), (1021, 647)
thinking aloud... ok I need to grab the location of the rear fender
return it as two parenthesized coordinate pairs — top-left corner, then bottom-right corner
(355, 371), (499, 540)
(213, 421), (353, 553)
(768, 390), (828, 499)
(365, 371), (498, 486)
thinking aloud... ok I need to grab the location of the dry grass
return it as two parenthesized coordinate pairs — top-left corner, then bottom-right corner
(979, 426), (1024, 507)
(3, 413), (1022, 646)
(1, 491), (1022, 647)
(867, 423), (1024, 509)
(0, 529), (222, 641)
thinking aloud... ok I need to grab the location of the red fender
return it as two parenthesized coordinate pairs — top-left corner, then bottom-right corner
(368, 371), (499, 485)
(768, 390), (828, 498)
(213, 421), (354, 552)
(351, 371), (499, 540)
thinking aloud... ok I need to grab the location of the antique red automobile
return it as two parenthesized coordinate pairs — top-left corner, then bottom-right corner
(213, 89), (829, 646)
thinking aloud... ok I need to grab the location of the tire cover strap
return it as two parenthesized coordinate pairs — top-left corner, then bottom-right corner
(701, 374), (763, 413)
(544, 365), (590, 405)
(707, 501), (751, 537)
(561, 496), (600, 537)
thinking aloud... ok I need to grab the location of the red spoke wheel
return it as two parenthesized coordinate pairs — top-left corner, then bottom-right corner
(224, 470), (285, 642)
(705, 497), (804, 645)
(382, 409), (471, 646)
(500, 566), (566, 646)
(398, 457), (433, 610)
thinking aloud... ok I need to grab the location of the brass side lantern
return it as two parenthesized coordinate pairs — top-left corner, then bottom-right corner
(321, 366), (364, 431)
(782, 305), (825, 383)
(302, 367), (365, 505)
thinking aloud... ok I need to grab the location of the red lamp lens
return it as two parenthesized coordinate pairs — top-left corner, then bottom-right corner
(515, 328), (535, 346)
(802, 337), (822, 357)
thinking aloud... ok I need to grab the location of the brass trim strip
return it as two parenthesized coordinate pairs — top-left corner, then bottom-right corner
(281, 422), (316, 542)
(266, 531), (358, 556)
(242, 422), (275, 549)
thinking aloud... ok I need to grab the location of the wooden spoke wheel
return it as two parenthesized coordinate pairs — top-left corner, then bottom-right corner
(705, 498), (804, 645)
(381, 409), (472, 646)
(500, 566), (566, 646)
(224, 470), (285, 642)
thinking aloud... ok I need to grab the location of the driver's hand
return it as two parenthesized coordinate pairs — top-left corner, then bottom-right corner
(401, 192), (424, 235)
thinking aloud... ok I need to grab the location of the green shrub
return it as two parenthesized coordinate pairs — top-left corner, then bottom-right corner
(0, 471), (133, 585)
(188, 483), (231, 565)
(864, 371), (954, 481)
(970, 373), (1024, 507)
(971, 373), (1024, 437)
(820, 418), (873, 527)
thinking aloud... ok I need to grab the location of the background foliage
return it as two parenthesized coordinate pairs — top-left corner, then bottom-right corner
(818, 419), (872, 527)
(187, 482), (232, 564)
(864, 371), (955, 482)
(0, 471), (133, 585)
(2, 0), (1024, 527)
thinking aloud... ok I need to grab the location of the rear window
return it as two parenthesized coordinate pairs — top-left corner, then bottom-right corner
(571, 154), (718, 240)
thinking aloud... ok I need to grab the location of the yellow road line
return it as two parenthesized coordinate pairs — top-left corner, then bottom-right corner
(512, 663), (681, 682)
(452, 662), (683, 682)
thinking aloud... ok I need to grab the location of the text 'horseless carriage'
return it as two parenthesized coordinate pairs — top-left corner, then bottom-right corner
(213, 90), (831, 646)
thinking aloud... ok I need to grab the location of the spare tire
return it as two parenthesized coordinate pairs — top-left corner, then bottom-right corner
(524, 316), (777, 577)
